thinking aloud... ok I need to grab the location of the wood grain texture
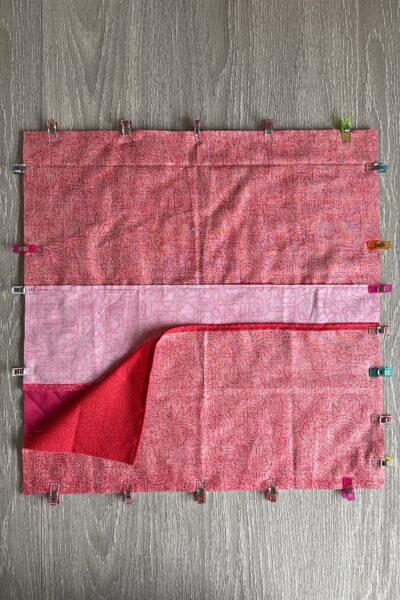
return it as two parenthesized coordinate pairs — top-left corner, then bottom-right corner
(1, 0), (399, 598)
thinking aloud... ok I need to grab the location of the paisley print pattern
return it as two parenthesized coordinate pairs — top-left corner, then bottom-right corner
(23, 129), (379, 285)
(23, 284), (380, 386)
(23, 324), (385, 494)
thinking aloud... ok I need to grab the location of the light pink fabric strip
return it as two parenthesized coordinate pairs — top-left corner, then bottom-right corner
(24, 285), (380, 385)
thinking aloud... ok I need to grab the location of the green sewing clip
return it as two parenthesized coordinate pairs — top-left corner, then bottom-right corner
(339, 118), (352, 142)
(369, 367), (393, 378)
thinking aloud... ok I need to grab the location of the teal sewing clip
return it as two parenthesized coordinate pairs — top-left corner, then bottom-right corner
(369, 367), (393, 378)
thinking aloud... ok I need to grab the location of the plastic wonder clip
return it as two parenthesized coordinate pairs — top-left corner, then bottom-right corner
(369, 367), (392, 378)
(12, 243), (36, 254)
(264, 482), (278, 502)
(341, 477), (355, 501)
(194, 119), (201, 143)
(371, 414), (393, 425)
(11, 367), (27, 377)
(264, 119), (274, 139)
(48, 483), (60, 505)
(368, 325), (390, 335)
(194, 480), (206, 504)
(339, 118), (352, 142)
(11, 163), (26, 174)
(120, 119), (131, 136)
(368, 283), (392, 294)
(365, 162), (388, 174)
(47, 119), (58, 135)
(122, 482), (133, 504)
(372, 455), (393, 468)
(11, 286), (26, 295)
(367, 240), (392, 251)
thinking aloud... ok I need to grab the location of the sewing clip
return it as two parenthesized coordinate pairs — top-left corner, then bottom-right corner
(12, 243), (36, 254)
(122, 482), (133, 504)
(339, 118), (352, 142)
(372, 455), (393, 468)
(120, 119), (131, 136)
(194, 480), (206, 504)
(264, 482), (278, 502)
(368, 325), (390, 335)
(47, 119), (58, 136)
(48, 483), (60, 505)
(368, 283), (392, 294)
(264, 119), (274, 140)
(367, 240), (392, 251)
(371, 414), (392, 424)
(369, 367), (392, 378)
(341, 477), (355, 501)
(365, 162), (388, 174)
(11, 163), (26, 174)
(194, 119), (201, 143)
(11, 286), (26, 295)
(11, 367), (27, 377)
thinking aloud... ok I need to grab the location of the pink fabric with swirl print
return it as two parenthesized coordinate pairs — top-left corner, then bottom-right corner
(23, 129), (379, 286)
(23, 284), (380, 387)
(23, 324), (385, 495)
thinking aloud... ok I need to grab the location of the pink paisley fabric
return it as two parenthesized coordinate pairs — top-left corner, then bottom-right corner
(23, 324), (385, 495)
(23, 129), (379, 285)
(23, 284), (380, 386)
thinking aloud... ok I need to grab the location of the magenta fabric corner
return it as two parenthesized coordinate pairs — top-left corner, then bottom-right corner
(23, 129), (379, 285)
(23, 284), (380, 386)
(23, 325), (384, 495)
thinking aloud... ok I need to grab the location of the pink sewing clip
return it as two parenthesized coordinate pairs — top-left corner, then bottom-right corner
(341, 477), (355, 501)
(194, 119), (201, 144)
(12, 243), (36, 254)
(264, 119), (274, 140)
(122, 482), (133, 504)
(194, 480), (206, 504)
(48, 483), (60, 506)
(368, 283), (392, 294)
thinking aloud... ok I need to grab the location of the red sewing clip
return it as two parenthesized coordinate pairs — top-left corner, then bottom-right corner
(368, 283), (392, 294)
(341, 477), (355, 501)
(194, 480), (206, 504)
(12, 243), (36, 254)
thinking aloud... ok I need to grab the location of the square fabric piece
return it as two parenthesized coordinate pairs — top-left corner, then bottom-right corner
(23, 324), (385, 495)
(23, 129), (380, 285)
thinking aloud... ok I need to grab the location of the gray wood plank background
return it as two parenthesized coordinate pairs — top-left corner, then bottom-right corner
(0, 1), (399, 598)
